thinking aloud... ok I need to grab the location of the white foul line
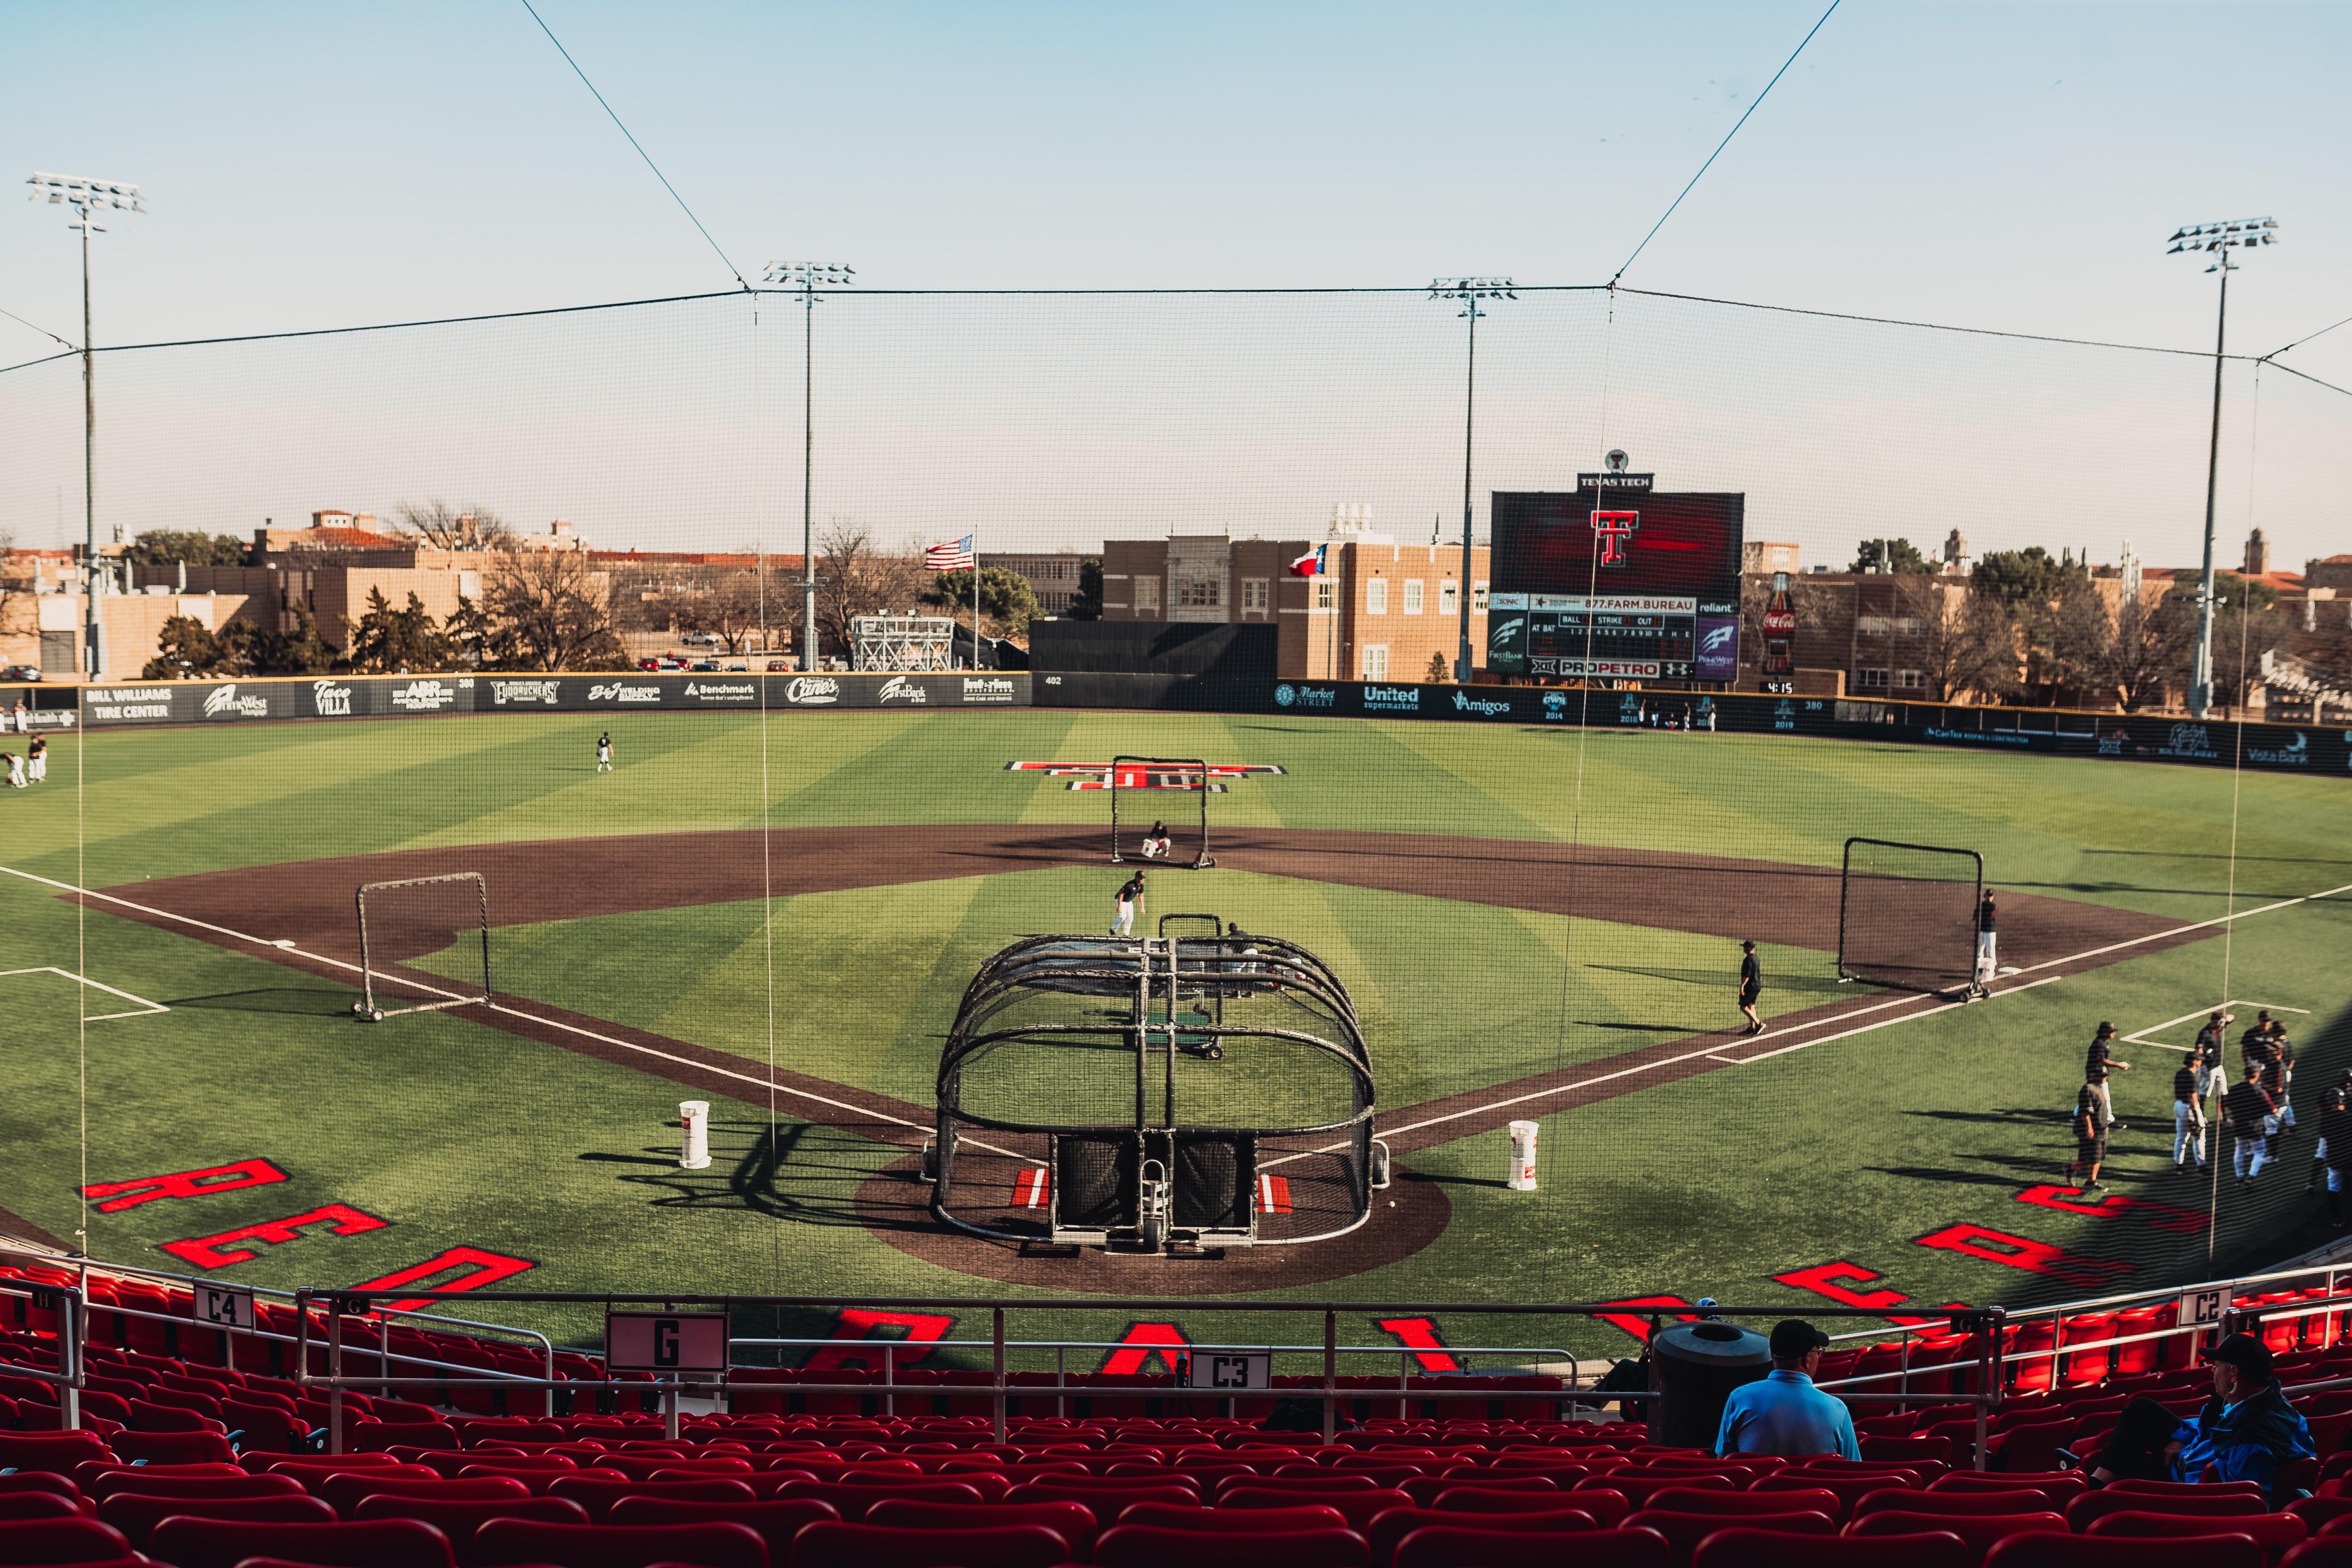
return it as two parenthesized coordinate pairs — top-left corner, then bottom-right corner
(0, 864), (985, 1151)
(2125, 997), (2315, 1051)
(0, 966), (170, 1021)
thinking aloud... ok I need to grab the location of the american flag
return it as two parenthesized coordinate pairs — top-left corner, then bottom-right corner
(925, 535), (976, 572)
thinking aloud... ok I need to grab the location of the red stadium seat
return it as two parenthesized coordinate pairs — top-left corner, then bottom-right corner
(1092, 1525), (1374, 1568)
(1401, 1473), (1558, 1507)
(1596, 1473), (1736, 1509)
(322, 1474), (534, 1515)
(1456, 1484), (1623, 1518)
(1694, 1528), (1971, 1568)
(0, 1516), (137, 1565)
(472, 1517), (768, 1568)
(147, 1515), (458, 1568)
(1216, 1472), (1380, 1499)
(1846, 1509), (2068, 1561)
(97, 1488), (334, 1549)
(0, 1490), (87, 1521)
(2086, 1510), (2307, 1553)
(2286, 1543), (2352, 1566)
(1394, 1524), (1666, 1568)
(1983, 1532), (2265, 1568)
(608, 1497), (844, 1560)
(1367, 1507), (1596, 1568)
(1004, 1479), (1198, 1516)
(772, 1478), (987, 1520)
(1630, 1508), (1833, 1568)
(1856, 1488), (2056, 1517)
(0, 1431), (113, 1475)
(0, 1472), (90, 1507)
(1119, 1502), (1348, 1535)
(786, 1520), (1075, 1568)
(82, 1469), (304, 1502)
(1223, 1486), (1415, 1529)
(1928, 1471), (2089, 1508)
(1649, 1486), (1842, 1518)
(2069, 1489), (2269, 1530)
(355, 1495), (591, 1563)
(2293, 1499), (2352, 1534)
(548, 1474), (759, 1519)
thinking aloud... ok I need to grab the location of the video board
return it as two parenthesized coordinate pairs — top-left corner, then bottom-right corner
(1487, 477), (1745, 681)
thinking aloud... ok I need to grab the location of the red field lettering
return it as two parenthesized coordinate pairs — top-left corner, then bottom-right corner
(803, 1308), (956, 1372)
(1375, 1316), (1462, 1372)
(84, 1157), (288, 1213)
(349, 1245), (536, 1313)
(1595, 1295), (1701, 1342)
(1099, 1321), (1190, 1376)
(160, 1202), (389, 1269)
(1913, 1222), (2134, 1289)
(2013, 1183), (2208, 1236)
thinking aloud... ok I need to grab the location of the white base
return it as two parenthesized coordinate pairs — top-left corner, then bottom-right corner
(679, 1156), (711, 1170)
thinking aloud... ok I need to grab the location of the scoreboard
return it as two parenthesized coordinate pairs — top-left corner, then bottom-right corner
(1487, 477), (1744, 682)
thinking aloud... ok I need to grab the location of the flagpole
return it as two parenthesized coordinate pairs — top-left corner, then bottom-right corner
(972, 529), (980, 669)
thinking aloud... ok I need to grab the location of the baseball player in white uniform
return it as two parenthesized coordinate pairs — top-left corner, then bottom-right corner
(25, 734), (45, 784)
(595, 731), (614, 773)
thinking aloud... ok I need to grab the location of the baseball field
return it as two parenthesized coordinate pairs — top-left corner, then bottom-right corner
(5, 704), (2347, 1364)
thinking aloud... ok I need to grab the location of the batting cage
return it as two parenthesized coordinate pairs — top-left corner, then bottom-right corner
(353, 873), (493, 1021)
(931, 919), (1379, 1255)
(1838, 837), (1984, 994)
(1109, 756), (1216, 868)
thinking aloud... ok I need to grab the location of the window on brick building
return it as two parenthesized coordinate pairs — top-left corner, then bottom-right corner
(1440, 580), (1459, 614)
(1361, 645), (1388, 679)
(1314, 581), (1334, 610)
(1366, 579), (1387, 614)
(1472, 581), (1489, 611)
(1178, 578), (1221, 607)
(1857, 668), (1890, 688)
(1136, 577), (1160, 611)
(1402, 579), (1424, 614)
(1240, 578), (1268, 611)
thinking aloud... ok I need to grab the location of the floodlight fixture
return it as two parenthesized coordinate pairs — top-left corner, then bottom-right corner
(1429, 277), (1515, 683)
(1429, 276), (1516, 301)
(28, 171), (146, 677)
(2167, 215), (2277, 718)
(2167, 216), (2278, 270)
(763, 260), (859, 671)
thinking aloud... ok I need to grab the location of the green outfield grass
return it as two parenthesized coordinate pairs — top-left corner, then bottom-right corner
(3, 708), (2346, 1360)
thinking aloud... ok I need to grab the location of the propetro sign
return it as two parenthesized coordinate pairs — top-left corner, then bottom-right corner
(606, 1309), (731, 1373)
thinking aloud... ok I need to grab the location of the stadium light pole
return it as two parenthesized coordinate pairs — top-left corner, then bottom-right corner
(1430, 278), (1514, 684)
(28, 171), (145, 677)
(762, 261), (855, 672)
(2167, 217), (2277, 719)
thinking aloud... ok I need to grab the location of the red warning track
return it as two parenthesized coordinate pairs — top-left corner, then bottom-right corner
(76, 826), (2202, 1290)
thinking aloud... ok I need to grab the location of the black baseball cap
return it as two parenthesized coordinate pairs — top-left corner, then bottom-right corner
(1741, 939), (1756, 951)
(2096, 1022), (2116, 1037)
(1770, 1319), (1829, 1358)
(2202, 1333), (2274, 1381)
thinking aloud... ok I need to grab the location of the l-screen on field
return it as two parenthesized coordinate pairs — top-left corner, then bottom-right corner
(4, 707), (2347, 1354)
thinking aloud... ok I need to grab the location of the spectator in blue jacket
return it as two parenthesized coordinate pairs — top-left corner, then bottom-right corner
(2168, 1332), (2315, 1495)
(1715, 1319), (1860, 1459)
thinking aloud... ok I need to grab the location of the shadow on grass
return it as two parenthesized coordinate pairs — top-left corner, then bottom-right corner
(1586, 963), (1867, 994)
(165, 988), (358, 1016)
(1904, 1108), (2064, 1126)
(595, 1121), (925, 1230)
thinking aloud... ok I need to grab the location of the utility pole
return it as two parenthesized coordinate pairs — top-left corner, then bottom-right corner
(28, 172), (146, 678)
(1429, 278), (1514, 683)
(763, 262), (856, 672)
(2167, 217), (2277, 718)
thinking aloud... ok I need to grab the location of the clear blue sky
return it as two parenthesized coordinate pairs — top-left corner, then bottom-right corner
(3, 2), (2346, 566)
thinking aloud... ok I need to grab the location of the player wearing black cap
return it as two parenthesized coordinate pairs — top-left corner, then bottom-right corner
(2084, 1023), (2131, 1132)
(1109, 869), (1146, 937)
(2068, 1067), (2111, 1190)
(2165, 1332), (2316, 1493)
(1713, 1319), (1860, 1458)
(1736, 940), (1762, 1037)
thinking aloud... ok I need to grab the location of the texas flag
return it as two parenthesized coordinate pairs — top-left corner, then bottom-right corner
(1288, 544), (1327, 578)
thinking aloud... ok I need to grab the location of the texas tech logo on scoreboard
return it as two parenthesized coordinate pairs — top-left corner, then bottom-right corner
(1591, 511), (1640, 567)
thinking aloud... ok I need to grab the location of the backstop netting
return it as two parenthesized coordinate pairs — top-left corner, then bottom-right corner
(354, 873), (493, 1021)
(1110, 756), (1214, 868)
(1838, 838), (1984, 994)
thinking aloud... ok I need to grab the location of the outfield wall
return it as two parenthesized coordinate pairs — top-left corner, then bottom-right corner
(42, 668), (2345, 777)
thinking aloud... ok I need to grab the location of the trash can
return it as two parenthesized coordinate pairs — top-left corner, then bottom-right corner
(1649, 1319), (1771, 1450)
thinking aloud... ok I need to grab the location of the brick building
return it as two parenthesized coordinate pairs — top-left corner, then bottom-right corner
(1100, 510), (1490, 681)
(980, 551), (1090, 615)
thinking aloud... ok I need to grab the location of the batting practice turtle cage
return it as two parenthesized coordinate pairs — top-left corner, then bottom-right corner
(1838, 837), (1985, 995)
(930, 915), (1381, 1255)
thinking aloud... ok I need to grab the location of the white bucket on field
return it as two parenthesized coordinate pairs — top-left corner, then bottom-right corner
(679, 1101), (711, 1170)
(1507, 1119), (1539, 1191)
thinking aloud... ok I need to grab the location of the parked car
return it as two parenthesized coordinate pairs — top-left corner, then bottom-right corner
(725, 664), (746, 672)
(681, 632), (718, 645)
(691, 660), (720, 672)
(767, 661), (788, 672)
(637, 658), (661, 672)
(0, 665), (43, 681)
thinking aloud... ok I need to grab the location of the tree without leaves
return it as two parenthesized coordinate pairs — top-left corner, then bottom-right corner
(394, 499), (515, 551)
(127, 529), (247, 567)
(2112, 589), (2195, 711)
(1886, 576), (1974, 702)
(478, 551), (626, 671)
(1953, 588), (2027, 703)
(2040, 573), (2117, 703)
(670, 571), (775, 654)
(814, 521), (925, 660)
(0, 531), (32, 666)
